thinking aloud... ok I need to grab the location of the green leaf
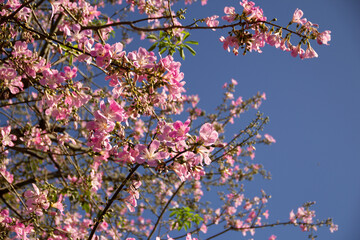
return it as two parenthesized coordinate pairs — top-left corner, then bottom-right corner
(159, 31), (166, 39)
(148, 42), (158, 51)
(179, 47), (185, 60)
(184, 45), (197, 56)
(182, 31), (190, 41)
(69, 54), (73, 66)
(147, 34), (158, 40)
(159, 48), (167, 54)
(158, 42), (166, 49)
(82, 201), (90, 213)
(168, 47), (176, 56)
(185, 221), (191, 230)
(184, 40), (199, 45)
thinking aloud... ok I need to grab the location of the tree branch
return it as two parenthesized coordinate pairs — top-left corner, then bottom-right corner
(147, 181), (185, 240)
(88, 164), (140, 240)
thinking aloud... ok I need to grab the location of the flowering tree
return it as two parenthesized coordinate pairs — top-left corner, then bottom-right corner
(0, 0), (337, 239)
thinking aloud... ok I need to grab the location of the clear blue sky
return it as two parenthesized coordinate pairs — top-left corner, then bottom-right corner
(128, 0), (360, 239)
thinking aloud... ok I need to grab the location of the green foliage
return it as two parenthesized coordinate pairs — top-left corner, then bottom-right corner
(147, 30), (198, 59)
(169, 206), (203, 231)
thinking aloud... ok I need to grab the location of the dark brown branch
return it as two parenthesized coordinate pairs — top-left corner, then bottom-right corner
(0, 171), (61, 196)
(0, 195), (23, 219)
(88, 164), (140, 240)
(205, 228), (231, 240)
(81, 18), (305, 38)
(0, 0), (37, 25)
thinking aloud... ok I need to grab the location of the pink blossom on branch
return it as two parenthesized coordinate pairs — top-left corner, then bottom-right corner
(205, 15), (219, 30)
(199, 123), (218, 146)
(268, 235), (277, 240)
(222, 6), (237, 22)
(0, 125), (17, 149)
(317, 30), (332, 45)
(292, 8), (307, 25)
(23, 184), (50, 216)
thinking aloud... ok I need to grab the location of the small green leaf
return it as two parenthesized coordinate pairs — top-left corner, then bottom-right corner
(184, 40), (199, 45)
(159, 31), (166, 38)
(158, 42), (166, 49)
(182, 31), (190, 41)
(184, 45), (197, 56)
(185, 221), (191, 230)
(179, 47), (185, 60)
(148, 42), (158, 51)
(159, 48), (167, 54)
(147, 34), (158, 40)
(69, 54), (73, 66)
(82, 201), (90, 213)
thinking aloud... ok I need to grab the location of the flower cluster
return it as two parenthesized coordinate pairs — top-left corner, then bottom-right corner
(24, 184), (50, 216)
(218, 1), (331, 58)
(0, 125), (16, 151)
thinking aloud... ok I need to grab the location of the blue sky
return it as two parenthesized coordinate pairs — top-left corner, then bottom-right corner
(131, 0), (359, 239)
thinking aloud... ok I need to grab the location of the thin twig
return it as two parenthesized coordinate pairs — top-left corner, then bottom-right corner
(0, 171), (27, 209)
(0, 0), (37, 25)
(147, 181), (185, 240)
(88, 164), (140, 240)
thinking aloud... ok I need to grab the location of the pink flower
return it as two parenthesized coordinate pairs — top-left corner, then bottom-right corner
(267, 33), (282, 48)
(0, 65), (24, 94)
(263, 210), (269, 219)
(125, 180), (141, 212)
(12, 221), (33, 240)
(128, 47), (157, 69)
(199, 123), (218, 146)
(222, 6), (237, 22)
(302, 45), (318, 59)
(291, 44), (305, 58)
(87, 112), (115, 133)
(24, 184), (49, 216)
(240, 0), (266, 21)
(170, 119), (191, 141)
(219, 36), (239, 52)
(186, 233), (198, 240)
(52, 194), (64, 215)
(135, 140), (167, 166)
(200, 223), (207, 233)
(1, 125), (17, 148)
(226, 206), (237, 215)
(264, 134), (276, 143)
(292, 8), (307, 25)
(40, 69), (65, 89)
(269, 235), (277, 240)
(66, 24), (91, 43)
(100, 99), (127, 122)
(317, 30), (331, 45)
(90, 43), (113, 67)
(330, 223), (338, 233)
(290, 210), (297, 223)
(240, 0), (255, 15)
(205, 15), (219, 30)
(12, 41), (32, 58)
(63, 66), (77, 80)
